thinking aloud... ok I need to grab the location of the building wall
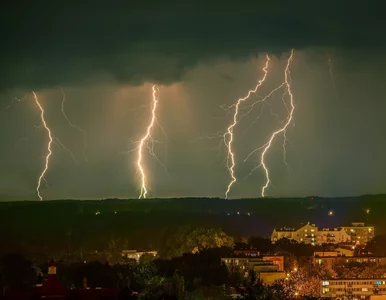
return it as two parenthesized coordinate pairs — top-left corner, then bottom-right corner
(272, 223), (373, 245)
(271, 229), (296, 242)
(314, 256), (386, 267)
(221, 257), (282, 276)
(342, 224), (375, 244)
(321, 279), (386, 298)
(259, 272), (286, 285)
(263, 256), (284, 271)
(318, 228), (351, 244)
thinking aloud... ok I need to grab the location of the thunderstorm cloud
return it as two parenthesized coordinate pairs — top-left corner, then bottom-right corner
(1, 0), (386, 200)
(1, 0), (384, 91)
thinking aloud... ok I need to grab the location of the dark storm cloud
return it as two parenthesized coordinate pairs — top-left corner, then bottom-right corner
(1, 0), (384, 91)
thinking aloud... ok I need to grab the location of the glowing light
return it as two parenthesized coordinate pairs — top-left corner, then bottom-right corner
(60, 88), (88, 163)
(33, 92), (53, 201)
(366, 209), (370, 214)
(223, 55), (270, 199)
(246, 50), (295, 197)
(137, 85), (159, 199)
(328, 210), (334, 216)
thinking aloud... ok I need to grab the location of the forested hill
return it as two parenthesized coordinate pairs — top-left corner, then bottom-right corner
(0, 195), (385, 258)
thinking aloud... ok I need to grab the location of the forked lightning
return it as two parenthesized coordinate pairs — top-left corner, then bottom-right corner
(223, 55), (270, 199)
(137, 85), (159, 199)
(247, 49), (295, 197)
(33, 92), (53, 201)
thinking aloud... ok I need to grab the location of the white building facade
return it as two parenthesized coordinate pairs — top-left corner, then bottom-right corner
(271, 222), (370, 245)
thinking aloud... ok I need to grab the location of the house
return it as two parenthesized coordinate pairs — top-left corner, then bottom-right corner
(121, 250), (158, 262)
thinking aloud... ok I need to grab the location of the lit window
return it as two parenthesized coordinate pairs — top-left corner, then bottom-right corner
(362, 288), (368, 291)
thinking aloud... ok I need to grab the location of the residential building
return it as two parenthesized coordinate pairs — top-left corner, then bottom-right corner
(318, 227), (351, 244)
(314, 254), (386, 268)
(320, 279), (386, 298)
(342, 222), (375, 244)
(121, 250), (158, 262)
(233, 242), (260, 257)
(271, 222), (374, 245)
(271, 223), (318, 244)
(221, 256), (285, 283)
(260, 271), (286, 285)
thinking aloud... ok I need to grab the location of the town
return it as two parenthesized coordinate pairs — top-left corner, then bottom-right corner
(2, 219), (385, 300)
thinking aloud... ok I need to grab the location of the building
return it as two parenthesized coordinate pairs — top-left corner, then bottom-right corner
(271, 227), (298, 242)
(260, 272), (286, 285)
(314, 255), (386, 267)
(233, 242), (260, 257)
(320, 279), (386, 298)
(121, 250), (158, 262)
(271, 223), (319, 245)
(318, 227), (351, 244)
(271, 222), (373, 245)
(221, 256), (285, 284)
(342, 222), (375, 244)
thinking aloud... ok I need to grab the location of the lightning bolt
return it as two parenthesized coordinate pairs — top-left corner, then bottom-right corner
(33, 92), (53, 201)
(250, 49), (295, 197)
(223, 55), (270, 199)
(60, 88), (88, 163)
(4, 93), (28, 109)
(137, 85), (159, 199)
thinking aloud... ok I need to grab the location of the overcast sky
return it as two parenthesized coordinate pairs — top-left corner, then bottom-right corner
(0, 1), (385, 200)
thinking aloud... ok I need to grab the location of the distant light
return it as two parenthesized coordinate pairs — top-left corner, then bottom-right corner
(328, 211), (333, 216)
(237, 212), (240, 215)
(227, 213), (230, 216)
(293, 268), (297, 272)
(95, 211), (101, 215)
(247, 212), (251, 216)
(366, 209), (370, 214)
(114, 211), (117, 214)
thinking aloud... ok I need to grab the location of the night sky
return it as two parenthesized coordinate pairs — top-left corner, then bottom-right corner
(1, 1), (385, 200)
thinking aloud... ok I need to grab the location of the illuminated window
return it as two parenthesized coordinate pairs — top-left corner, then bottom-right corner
(362, 288), (368, 291)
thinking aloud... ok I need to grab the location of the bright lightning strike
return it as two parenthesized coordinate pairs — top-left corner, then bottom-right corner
(258, 49), (295, 197)
(137, 85), (159, 199)
(33, 92), (53, 201)
(60, 88), (88, 163)
(223, 55), (270, 199)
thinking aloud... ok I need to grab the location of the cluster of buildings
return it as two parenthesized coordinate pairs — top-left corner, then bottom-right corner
(222, 222), (383, 299)
(221, 245), (286, 285)
(271, 222), (374, 245)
